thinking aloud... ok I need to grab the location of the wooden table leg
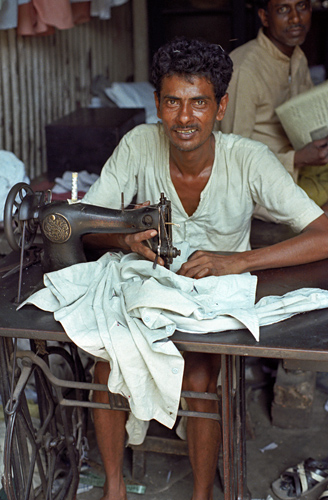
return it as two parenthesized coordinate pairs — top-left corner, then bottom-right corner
(236, 356), (250, 500)
(221, 354), (249, 500)
(221, 354), (235, 500)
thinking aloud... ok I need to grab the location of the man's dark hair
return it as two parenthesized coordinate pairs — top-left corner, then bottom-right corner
(257, 0), (269, 8)
(251, 0), (269, 9)
(255, 0), (270, 10)
(151, 37), (233, 106)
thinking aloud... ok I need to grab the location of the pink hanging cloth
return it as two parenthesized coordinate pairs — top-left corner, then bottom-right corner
(17, 0), (90, 36)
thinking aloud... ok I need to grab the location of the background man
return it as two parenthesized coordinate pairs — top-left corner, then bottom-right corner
(82, 37), (328, 500)
(220, 0), (328, 215)
(220, 4), (328, 493)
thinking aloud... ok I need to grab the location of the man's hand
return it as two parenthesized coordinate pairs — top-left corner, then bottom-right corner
(118, 200), (164, 266)
(178, 214), (328, 279)
(83, 200), (165, 266)
(119, 229), (165, 266)
(177, 251), (244, 279)
(294, 136), (328, 169)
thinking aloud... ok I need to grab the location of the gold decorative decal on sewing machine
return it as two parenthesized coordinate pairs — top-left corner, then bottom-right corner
(42, 214), (71, 243)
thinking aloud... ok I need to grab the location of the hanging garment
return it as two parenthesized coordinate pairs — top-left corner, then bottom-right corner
(17, 0), (90, 36)
(0, 0), (18, 30)
(71, 1), (90, 24)
(90, 0), (128, 20)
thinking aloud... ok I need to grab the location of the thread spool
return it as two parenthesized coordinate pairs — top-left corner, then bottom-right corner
(71, 172), (78, 202)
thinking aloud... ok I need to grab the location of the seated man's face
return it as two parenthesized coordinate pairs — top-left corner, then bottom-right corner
(154, 74), (227, 154)
(259, 0), (312, 56)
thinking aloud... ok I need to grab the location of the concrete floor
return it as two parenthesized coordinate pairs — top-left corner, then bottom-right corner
(0, 345), (327, 500)
(76, 360), (328, 500)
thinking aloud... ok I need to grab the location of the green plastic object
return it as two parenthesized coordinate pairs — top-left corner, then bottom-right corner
(79, 469), (146, 494)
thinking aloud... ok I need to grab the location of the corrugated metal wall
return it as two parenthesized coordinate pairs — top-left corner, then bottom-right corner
(0, 3), (133, 179)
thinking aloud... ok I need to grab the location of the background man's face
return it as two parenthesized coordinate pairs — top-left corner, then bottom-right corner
(259, 0), (312, 56)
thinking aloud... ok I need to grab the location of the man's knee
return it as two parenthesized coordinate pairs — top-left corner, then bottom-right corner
(184, 369), (218, 395)
(183, 353), (220, 393)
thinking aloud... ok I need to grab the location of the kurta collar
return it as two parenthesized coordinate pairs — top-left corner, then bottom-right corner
(256, 27), (304, 65)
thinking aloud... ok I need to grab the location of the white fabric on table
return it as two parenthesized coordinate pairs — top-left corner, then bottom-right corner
(19, 249), (328, 441)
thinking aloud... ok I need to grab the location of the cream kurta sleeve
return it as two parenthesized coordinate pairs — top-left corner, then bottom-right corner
(220, 65), (258, 139)
(221, 63), (296, 178)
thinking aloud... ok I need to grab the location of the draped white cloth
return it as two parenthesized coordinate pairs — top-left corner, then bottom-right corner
(19, 248), (328, 439)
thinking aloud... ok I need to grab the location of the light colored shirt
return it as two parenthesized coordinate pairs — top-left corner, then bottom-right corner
(83, 122), (323, 251)
(220, 28), (313, 181)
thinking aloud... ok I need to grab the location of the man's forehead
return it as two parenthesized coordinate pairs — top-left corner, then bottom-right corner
(267, 0), (310, 8)
(160, 74), (215, 96)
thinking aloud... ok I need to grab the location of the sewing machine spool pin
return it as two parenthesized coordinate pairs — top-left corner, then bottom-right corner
(71, 172), (78, 203)
(4, 183), (181, 274)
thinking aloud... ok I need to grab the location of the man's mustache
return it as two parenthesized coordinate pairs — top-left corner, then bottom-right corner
(286, 24), (305, 31)
(171, 125), (200, 131)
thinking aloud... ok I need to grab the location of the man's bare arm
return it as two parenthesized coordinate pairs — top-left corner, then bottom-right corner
(177, 214), (328, 279)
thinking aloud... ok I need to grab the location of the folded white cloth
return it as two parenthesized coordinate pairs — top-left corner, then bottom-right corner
(52, 170), (99, 194)
(19, 249), (328, 439)
(90, 0), (128, 20)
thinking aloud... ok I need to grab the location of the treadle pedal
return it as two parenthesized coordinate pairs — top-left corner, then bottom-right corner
(0, 488), (8, 500)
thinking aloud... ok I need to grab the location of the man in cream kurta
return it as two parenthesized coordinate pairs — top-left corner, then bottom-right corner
(83, 122), (322, 247)
(220, 27), (312, 181)
(220, 0), (328, 213)
(80, 37), (328, 500)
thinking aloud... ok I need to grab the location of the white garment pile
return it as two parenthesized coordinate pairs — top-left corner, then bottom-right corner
(0, 150), (29, 222)
(19, 249), (328, 436)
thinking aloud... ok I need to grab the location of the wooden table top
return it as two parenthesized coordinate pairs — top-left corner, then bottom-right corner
(1, 249), (328, 361)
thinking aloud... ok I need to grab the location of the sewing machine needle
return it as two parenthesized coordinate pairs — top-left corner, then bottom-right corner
(153, 254), (158, 269)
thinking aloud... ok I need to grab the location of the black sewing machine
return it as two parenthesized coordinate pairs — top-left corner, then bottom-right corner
(3, 182), (180, 274)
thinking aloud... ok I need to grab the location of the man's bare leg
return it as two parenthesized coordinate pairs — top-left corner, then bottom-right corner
(93, 361), (128, 500)
(182, 352), (222, 500)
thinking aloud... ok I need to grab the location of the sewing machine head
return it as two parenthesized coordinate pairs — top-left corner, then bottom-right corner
(4, 182), (180, 273)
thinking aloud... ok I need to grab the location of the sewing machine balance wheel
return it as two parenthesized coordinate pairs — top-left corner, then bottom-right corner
(4, 182), (39, 252)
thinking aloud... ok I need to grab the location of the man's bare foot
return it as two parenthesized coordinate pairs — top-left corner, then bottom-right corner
(100, 496), (127, 500)
(100, 491), (127, 500)
(190, 493), (213, 500)
(100, 477), (127, 500)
